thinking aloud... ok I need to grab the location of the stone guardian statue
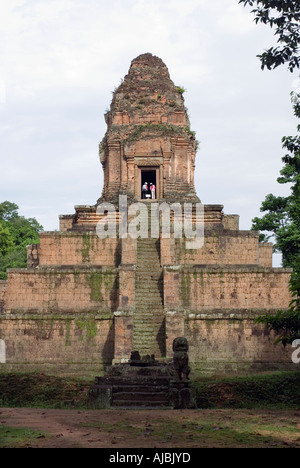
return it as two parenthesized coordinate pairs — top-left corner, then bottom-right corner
(172, 337), (190, 381)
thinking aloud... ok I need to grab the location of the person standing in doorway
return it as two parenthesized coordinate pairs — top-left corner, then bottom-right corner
(142, 182), (148, 199)
(150, 183), (156, 199)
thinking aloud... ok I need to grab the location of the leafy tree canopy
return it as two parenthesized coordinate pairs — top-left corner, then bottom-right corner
(0, 201), (43, 279)
(238, 1), (300, 345)
(251, 92), (300, 272)
(252, 93), (300, 344)
(238, 0), (300, 71)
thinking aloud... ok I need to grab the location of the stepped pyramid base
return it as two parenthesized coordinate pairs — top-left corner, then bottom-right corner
(88, 361), (196, 409)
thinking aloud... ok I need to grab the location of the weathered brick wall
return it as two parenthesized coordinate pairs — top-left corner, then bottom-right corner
(4, 269), (119, 314)
(38, 233), (120, 267)
(118, 265), (135, 310)
(222, 215), (239, 230)
(186, 315), (294, 374)
(161, 231), (264, 266)
(120, 238), (137, 265)
(165, 310), (294, 375)
(0, 281), (7, 314)
(164, 266), (292, 311)
(59, 215), (75, 231)
(0, 315), (114, 375)
(258, 243), (273, 268)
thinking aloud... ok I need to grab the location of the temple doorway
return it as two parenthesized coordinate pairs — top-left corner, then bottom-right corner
(139, 167), (159, 200)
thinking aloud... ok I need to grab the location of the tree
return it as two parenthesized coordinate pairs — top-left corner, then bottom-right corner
(0, 201), (19, 222)
(238, 0), (300, 72)
(252, 91), (300, 272)
(251, 93), (300, 273)
(0, 223), (14, 256)
(252, 93), (300, 344)
(238, 1), (300, 346)
(0, 201), (43, 279)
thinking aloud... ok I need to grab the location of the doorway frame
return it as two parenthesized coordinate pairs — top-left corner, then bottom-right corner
(138, 167), (159, 200)
(134, 157), (163, 200)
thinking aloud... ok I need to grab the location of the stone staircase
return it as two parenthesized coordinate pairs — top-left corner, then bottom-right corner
(133, 204), (165, 357)
(93, 375), (172, 408)
(89, 363), (196, 409)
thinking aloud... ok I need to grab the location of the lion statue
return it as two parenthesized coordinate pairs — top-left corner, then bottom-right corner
(172, 337), (190, 381)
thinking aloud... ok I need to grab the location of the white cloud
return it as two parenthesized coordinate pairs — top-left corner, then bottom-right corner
(217, 2), (256, 34)
(0, 0), (297, 238)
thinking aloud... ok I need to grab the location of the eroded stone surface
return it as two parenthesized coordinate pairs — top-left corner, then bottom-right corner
(99, 53), (198, 203)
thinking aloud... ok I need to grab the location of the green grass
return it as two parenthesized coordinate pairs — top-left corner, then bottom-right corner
(0, 426), (49, 448)
(0, 373), (92, 409)
(78, 411), (300, 448)
(0, 371), (299, 410)
(194, 371), (300, 409)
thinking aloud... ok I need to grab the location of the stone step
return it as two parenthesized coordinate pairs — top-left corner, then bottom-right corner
(135, 281), (162, 286)
(135, 282), (163, 288)
(135, 296), (163, 302)
(136, 277), (162, 281)
(113, 391), (168, 402)
(135, 290), (162, 295)
(135, 303), (163, 308)
(134, 311), (163, 317)
(133, 307), (164, 312)
(135, 286), (163, 291)
(133, 313), (164, 319)
(112, 399), (169, 408)
(135, 233), (164, 356)
(113, 384), (168, 393)
(136, 269), (162, 274)
(135, 278), (163, 284)
(95, 375), (172, 385)
(135, 276), (162, 281)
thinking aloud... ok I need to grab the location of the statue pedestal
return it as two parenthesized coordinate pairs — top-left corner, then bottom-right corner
(169, 380), (197, 409)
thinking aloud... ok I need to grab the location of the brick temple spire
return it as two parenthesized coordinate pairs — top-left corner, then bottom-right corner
(99, 53), (199, 204)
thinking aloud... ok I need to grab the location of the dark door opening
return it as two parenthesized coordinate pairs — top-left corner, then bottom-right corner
(141, 170), (157, 200)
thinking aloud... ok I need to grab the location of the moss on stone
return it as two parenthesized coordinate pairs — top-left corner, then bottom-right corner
(75, 318), (97, 341)
(86, 271), (103, 302)
(82, 233), (92, 263)
(181, 271), (191, 307)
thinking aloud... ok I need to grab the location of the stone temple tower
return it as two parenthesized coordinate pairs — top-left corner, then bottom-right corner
(0, 53), (293, 376)
(99, 53), (198, 204)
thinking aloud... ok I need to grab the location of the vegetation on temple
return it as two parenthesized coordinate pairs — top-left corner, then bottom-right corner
(0, 201), (43, 279)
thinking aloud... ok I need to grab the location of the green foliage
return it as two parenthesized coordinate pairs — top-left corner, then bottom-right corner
(256, 271), (300, 345)
(242, 1), (300, 343)
(0, 222), (14, 256)
(176, 86), (186, 95)
(125, 123), (190, 144)
(238, 0), (300, 72)
(251, 92), (300, 273)
(251, 94), (300, 343)
(0, 201), (43, 279)
(0, 201), (19, 221)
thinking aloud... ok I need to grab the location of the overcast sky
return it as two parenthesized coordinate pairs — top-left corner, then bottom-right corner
(1, 0), (299, 264)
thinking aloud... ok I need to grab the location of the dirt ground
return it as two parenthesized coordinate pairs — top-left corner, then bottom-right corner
(1, 407), (300, 448)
